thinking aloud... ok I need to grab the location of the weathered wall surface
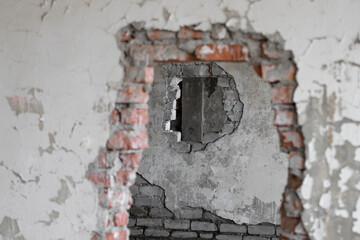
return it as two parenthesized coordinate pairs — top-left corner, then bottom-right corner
(128, 173), (281, 239)
(140, 62), (288, 224)
(1, 0), (359, 239)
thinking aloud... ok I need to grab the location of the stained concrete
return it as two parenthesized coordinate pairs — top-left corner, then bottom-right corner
(139, 62), (288, 224)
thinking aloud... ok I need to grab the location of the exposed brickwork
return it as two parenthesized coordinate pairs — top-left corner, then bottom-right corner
(117, 86), (149, 104)
(88, 23), (307, 240)
(178, 26), (203, 39)
(261, 64), (296, 83)
(120, 108), (149, 125)
(124, 66), (154, 84)
(129, 44), (195, 62)
(274, 109), (295, 127)
(129, 174), (280, 240)
(195, 44), (249, 61)
(279, 130), (304, 149)
(271, 85), (296, 104)
(147, 30), (176, 40)
(119, 152), (142, 169)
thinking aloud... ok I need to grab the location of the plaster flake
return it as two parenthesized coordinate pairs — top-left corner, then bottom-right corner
(310, 218), (326, 240)
(335, 209), (349, 218)
(341, 123), (360, 146)
(307, 138), (317, 166)
(323, 179), (331, 189)
(198, 45), (215, 55)
(319, 192), (331, 210)
(325, 147), (340, 175)
(355, 181), (360, 191)
(301, 175), (313, 201)
(338, 196), (346, 209)
(338, 166), (354, 193)
(353, 197), (360, 234)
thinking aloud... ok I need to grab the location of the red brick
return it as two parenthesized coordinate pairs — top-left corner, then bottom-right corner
(253, 65), (262, 78)
(178, 26), (203, 39)
(279, 130), (304, 149)
(287, 173), (303, 189)
(119, 152), (142, 169)
(116, 170), (134, 185)
(261, 63), (296, 83)
(147, 30), (176, 40)
(280, 216), (300, 235)
(91, 233), (101, 240)
(88, 172), (111, 188)
(97, 150), (112, 168)
(113, 211), (129, 226)
(195, 44), (249, 61)
(232, 45), (249, 61)
(105, 231), (127, 240)
(124, 66), (154, 84)
(117, 85), (148, 104)
(129, 44), (195, 62)
(271, 85), (296, 104)
(110, 108), (120, 124)
(99, 189), (129, 208)
(106, 129), (148, 150)
(274, 109), (295, 127)
(119, 29), (133, 42)
(262, 42), (279, 58)
(121, 108), (149, 125)
(279, 235), (290, 240)
(283, 190), (302, 217)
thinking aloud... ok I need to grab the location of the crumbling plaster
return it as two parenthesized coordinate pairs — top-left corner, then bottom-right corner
(0, 0), (359, 239)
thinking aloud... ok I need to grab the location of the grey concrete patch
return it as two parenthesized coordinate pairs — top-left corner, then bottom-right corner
(140, 62), (288, 224)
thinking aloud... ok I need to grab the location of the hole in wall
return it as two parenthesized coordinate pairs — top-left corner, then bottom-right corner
(162, 62), (243, 152)
(88, 23), (307, 240)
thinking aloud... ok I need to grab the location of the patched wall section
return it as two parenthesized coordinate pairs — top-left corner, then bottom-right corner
(138, 61), (288, 225)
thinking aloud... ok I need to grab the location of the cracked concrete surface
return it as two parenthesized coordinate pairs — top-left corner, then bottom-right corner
(141, 62), (288, 224)
(0, 0), (359, 239)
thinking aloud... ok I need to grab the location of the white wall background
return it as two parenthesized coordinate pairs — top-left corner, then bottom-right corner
(0, 0), (359, 239)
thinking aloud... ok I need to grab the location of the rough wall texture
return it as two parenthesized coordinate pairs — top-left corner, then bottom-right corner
(140, 61), (288, 224)
(0, 0), (359, 240)
(129, 173), (280, 240)
(98, 23), (302, 240)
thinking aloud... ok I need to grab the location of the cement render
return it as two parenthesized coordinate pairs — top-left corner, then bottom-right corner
(139, 62), (288, 224)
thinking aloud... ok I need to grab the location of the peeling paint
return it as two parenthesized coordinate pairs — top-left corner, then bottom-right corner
(0, 217), (20, 240)
(38, 210), (60, 226)
(50, 179), (71, 204)
(6, 88), (44, 130)
(39, 132), (56, 156)
(353, 197), (360, 234)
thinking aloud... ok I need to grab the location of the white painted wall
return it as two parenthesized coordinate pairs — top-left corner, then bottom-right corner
(0, 0), (359, 239)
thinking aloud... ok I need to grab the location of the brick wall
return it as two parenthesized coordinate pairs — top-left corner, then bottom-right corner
(129, 174), (280, 240)
(87, 23), (307, 240)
